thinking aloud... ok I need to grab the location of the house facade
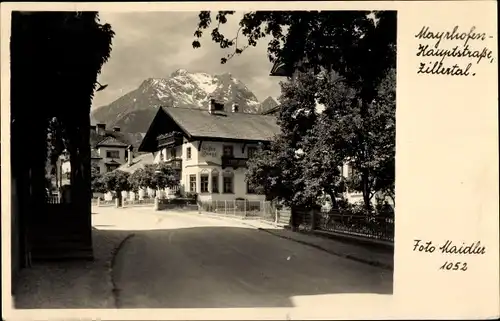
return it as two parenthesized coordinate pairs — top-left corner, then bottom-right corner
(59, 125), (133, 181)
(138, 101), (280, 202)
(93, 135), (132, 174)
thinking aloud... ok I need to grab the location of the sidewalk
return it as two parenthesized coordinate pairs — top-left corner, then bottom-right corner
(13, 228), (132, 309)
(196, 211), (394, 270)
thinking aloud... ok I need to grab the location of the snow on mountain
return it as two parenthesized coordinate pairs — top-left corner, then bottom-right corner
(92, 69), (274, 134)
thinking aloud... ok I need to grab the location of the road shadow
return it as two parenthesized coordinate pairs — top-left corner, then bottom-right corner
(13, 224), (392, 309)
(12, 228), (131, 309)
(111, 225), (393, 309)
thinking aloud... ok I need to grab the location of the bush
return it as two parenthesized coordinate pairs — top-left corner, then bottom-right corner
(185, 192), (198, 202)
(351, 201), (373, 215)
(375, 199), (394, 218)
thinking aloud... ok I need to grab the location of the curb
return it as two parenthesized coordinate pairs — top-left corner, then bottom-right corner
(198, 211), (279, 226)
(109, 233), (136, 308)
(253, 227), (394, 271)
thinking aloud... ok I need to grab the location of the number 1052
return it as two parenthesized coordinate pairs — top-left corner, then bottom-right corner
(439, 261), (468, 271)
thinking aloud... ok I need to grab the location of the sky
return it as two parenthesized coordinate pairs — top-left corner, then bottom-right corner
(92, 12), (283, 109)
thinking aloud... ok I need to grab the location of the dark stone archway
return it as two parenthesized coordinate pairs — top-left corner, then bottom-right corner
(9, 11), (114, 292)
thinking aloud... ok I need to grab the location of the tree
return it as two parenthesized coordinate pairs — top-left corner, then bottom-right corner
(313, 68), (396, 209)
(246, 137), (293, 202)
(91, 164), (106, 194)
(46, 117), (66, 169)
(246, 71), (321, 228)
(193, 11), (396, 210)
(128, 168), (150, 192)
(193, 11), (395, 89)
(128, 163), (180, 194)
(154, 163), (180, 190)
(102, 170), (130, 206)
(11, 12), (115, 236)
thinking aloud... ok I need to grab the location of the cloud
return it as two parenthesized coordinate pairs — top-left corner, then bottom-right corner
(93, 11), (282, 108)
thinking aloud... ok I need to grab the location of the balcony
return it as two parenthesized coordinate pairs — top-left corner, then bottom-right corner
(221, 156), (248, 169)
(163, 158), (182, 170)
(157, 132), (183, 148)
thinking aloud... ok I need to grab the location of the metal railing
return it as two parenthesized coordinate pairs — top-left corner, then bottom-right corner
(93, 196), (158, 207)
(98, 198), (116, 207)
(198, 200), (276, 222)
(123, 197), (155, 207)
(293, 208), (395, 243)
(47, 195), (62, 204)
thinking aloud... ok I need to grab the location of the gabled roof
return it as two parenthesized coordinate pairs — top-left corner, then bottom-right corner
(96, 136), (129, 148)
(105, 159), (121, 165)
(164, 107), (280, 142)
(116, 153), (154, 174)
(261, 104), (282, 115)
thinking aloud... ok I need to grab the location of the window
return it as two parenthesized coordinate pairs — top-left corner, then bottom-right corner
(223, 172), (234, 194)
(189, 174), (196, 192)
(106, 150), (119, 159)
(170, 148), (176, 158)
(211, 170), (219, 193)
(106, 164), (119, 172)
(223, 145), (233, 157)
(186, 147), (192, 159)
(200, 174), (209, 193)
(247, 146), (258, 158)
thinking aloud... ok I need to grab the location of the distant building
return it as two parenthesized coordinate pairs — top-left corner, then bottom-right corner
(116, 152), (158, 199)
(138, 100), (280, 202)
(93, 135), (131, 173)
(58, 124), (133, 185)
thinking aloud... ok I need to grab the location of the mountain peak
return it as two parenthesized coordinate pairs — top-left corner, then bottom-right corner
(215, 72), (233, 80)
(260, 96), (279, 113)
(140, 77), (162, 88)
(92, 70), (266, 133)
(171, 68), (189, 77)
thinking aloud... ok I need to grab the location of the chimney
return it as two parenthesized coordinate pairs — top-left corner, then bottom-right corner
(209, 98), (216, 114)
(113, 126), (120, 132)
(90, 125), (96, 134)
(96, 123), (106, 135)
(232, 103), (239, 113)
(127, 145), (133, 166)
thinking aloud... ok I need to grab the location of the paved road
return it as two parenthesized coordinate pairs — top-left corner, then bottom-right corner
(93, 207), (392, 309)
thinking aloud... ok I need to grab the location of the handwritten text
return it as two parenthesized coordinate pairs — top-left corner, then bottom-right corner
(415, 26), (495, 76)
(412, 239), (486, 271)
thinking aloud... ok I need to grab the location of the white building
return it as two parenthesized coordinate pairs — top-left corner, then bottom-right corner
(59, 125), (133, 179)
(138, 100), (280, 202)
(92, 135), (132, 174)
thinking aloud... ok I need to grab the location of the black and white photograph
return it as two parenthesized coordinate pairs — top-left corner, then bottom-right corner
(9, 7), (396, 312)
